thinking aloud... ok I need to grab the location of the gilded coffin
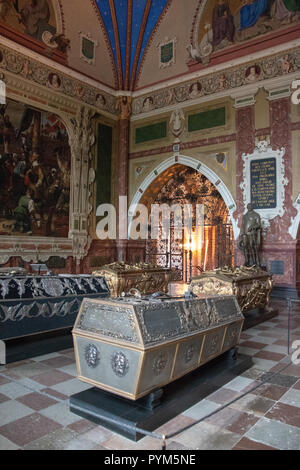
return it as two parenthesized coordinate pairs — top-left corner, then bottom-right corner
(92, 262), (171, 297)
(72, 295), (244, 400)
(190, 266), (273, 312)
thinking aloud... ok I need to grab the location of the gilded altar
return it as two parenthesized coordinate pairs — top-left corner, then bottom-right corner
(92, 262), (171, 297)
(189, 266), (273, 312)
(72, 294), (244, 400)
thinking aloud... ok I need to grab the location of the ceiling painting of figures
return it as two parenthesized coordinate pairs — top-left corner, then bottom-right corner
(196, 0), (300, 55)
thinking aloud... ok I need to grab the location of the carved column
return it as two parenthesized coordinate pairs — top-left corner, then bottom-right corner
(68, 106), (96, 271)
(117, 96), (132, 262)
(234, 104), (256, 266)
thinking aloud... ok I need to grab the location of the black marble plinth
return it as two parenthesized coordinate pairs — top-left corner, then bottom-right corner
(69, 350), (253, 441)
(1, 328), (73, 364)
(243, 307), (278, 330)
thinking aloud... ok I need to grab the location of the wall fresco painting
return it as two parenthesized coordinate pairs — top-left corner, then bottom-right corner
(0, 0), (56, 42)
(0, 98), (71, 237)
(197, 0), (300, 52)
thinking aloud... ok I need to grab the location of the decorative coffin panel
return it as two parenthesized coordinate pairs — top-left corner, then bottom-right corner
(0, 275), (110, 342)
(190, 266), (273, 312)
(72, 295), (244, 400)
(93, 262), (171, 297)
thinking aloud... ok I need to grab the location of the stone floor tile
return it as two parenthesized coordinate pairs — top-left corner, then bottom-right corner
(156, 414), (196, 437)
(182, 398), (220, 420)
(252, 383), (288, 401)
(0, 381), (32, 399)
(23, 428), (77, 450)
(11, 361), (51, 378)
(254, 350), (286, 362)
(251, 357), (278, 371)
(279, 388), (300, 408)
(229, 393), (275, 416)
(293, 380), (300, 390)
(0, 434), (20, 450)
(237, 346), (259, 357)
(41, 387), (68, 401)
(173, 421), (242, 450)
(102, 434), (163, 451)
(50, 378), (91, 396)
(40, 356), (75, 369)
(31, 370), (74, 387)
(67, 418), (98, 434)
(0, 392), (10, 404)
(241, 367), (265, 380)
(225, 376), (255, 392)
(245, 417), (300, 450)
(265, 402), (300, 427)
(240, 340), (268, 350)
(232, 436), (277, 450)
(204, 407), (259, 435)
(0, 375), (11, 386)
(61, 436), (99, 450)
(0, 413), (62, 447)
(0, 399), (33, 426)
(263, 344), (289, 355)
(90, 444), (109, 450)
(17, 391), (58, 411)
(270, 363), (300, 378)
(164, 441), (192, 450)
(208, 388), (241, 405)
(273, 339), (289, 347)
(39, 401), (82, 426)
(57, 363), (77, 377)
(32, 352), (61, 362)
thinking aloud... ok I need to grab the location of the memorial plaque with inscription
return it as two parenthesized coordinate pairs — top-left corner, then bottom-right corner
(250, 158), (277, 210)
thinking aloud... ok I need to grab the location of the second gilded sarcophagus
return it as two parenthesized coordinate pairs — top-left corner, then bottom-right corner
(72, 295), (244, 400)
(92, 262), (171, 297)
(189, 266), (273, 312)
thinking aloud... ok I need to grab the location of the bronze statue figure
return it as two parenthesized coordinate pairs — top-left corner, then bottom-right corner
(238, 203), (262, 267)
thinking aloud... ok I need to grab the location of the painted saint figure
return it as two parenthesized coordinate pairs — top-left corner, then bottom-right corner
(272, 0), (300, 21)
(212, 0), (235, 48)
(239, 0), (269, 30)
(19, 0), (54, 41)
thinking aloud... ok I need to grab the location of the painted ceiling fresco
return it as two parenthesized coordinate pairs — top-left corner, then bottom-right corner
(197, 0), (300, 55)
(0, 0), (57, 41)
(95, 0), (170, 90)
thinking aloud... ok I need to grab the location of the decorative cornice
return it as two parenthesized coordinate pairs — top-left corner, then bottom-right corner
(131, 45), (300, 119)
(0, 42), (119, 118)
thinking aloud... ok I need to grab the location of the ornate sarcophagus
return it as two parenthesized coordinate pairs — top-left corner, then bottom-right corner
(0, 274), (110, 364)
(92, 262), (171, 297)
(72, 295), (244, 400)
(189, 266), (273, 312)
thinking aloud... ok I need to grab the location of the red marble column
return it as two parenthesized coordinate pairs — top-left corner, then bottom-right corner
(233, 105), (256, 266)
(262, 98), (298, 291)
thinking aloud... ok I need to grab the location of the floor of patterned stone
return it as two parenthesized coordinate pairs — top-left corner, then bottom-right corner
(0, 298), (299, 450)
